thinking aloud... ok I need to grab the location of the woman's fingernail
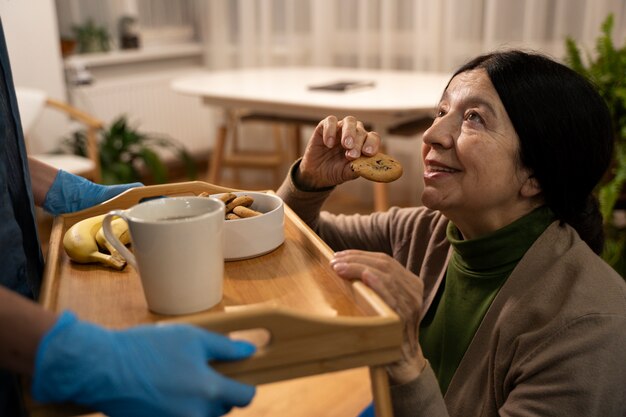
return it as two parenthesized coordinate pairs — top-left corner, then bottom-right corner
(348, 149), (360, 158)
(332, 262), (348, 274)
(344, 136), (354, 148)
(363, 146), (373, 154)
(326, 136), (335, 147)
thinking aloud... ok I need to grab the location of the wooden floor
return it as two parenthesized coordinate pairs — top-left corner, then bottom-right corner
(36, 166), (393, 417)
(229, 368), (372, 417)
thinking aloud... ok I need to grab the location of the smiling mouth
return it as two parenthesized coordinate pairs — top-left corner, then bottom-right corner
(426, 165), (458, 173)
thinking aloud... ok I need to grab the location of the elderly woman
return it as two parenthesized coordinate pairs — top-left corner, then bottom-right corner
(276, 50), (626, 417)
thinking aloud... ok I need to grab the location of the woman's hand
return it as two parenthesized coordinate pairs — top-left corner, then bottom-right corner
(296, 115), (380, 190)
(330, 249), (427, 384)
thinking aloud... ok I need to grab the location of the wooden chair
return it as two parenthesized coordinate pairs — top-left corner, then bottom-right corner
(209, 111), (310, 189)
(15, 88), (104, 183)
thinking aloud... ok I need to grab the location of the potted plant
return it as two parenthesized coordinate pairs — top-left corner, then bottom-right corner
(62, 115), (197, 185)
(72, 19), (111, 54)
(565, 14), (626, 277)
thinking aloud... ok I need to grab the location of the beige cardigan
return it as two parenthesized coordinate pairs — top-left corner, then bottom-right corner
(277, 173), (626, 417)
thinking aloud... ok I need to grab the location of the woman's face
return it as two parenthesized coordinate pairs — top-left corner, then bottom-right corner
(421, 69), (541, 239)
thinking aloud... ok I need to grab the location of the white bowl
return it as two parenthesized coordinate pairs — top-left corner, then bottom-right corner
(212, 191), (285, 261)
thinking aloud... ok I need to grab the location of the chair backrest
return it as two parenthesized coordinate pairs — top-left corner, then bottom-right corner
(15, 87), (105, 183)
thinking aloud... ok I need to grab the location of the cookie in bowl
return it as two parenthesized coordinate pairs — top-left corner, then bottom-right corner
(210, 191), (285, 261)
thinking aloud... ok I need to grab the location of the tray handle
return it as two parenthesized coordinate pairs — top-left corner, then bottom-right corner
(60, 181), (239, 221)
(159, 303), (402, 385)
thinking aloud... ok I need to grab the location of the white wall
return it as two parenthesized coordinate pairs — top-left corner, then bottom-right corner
(0, 0), (70, 153)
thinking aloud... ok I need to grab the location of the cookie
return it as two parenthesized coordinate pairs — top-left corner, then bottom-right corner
(217, 192), (238, 205)
(226, 213), (242, 220)
(224, 195), (254, 213)
(350, 153), (403, 183)
(204, 192), (268, 220)
(233, 206), (262, 218)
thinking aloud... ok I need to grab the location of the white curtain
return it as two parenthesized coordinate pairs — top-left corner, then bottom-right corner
(197, 0), (626, 72)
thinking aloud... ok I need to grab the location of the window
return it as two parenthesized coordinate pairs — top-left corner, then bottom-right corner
(55, 0), (199, 50)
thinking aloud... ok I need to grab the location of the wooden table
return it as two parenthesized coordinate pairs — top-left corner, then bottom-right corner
(28, 181), (402, 417)
(171, 67), (451, 211)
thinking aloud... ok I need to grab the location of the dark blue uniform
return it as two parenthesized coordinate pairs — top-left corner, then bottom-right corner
(0, 19), (45, 416)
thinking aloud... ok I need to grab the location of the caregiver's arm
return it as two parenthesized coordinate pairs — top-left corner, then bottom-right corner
(0, 285), (57, 374)
(28, 157), (58, 207)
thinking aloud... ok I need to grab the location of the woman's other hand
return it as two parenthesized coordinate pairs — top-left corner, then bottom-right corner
(330, 249), (427, 384)
(296, 115), (380, 190)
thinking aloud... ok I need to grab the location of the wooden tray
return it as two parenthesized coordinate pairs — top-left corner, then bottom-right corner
(35, 181), (402, 416)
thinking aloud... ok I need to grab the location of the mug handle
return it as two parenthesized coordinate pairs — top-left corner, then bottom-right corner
(103, 210), (137, 270)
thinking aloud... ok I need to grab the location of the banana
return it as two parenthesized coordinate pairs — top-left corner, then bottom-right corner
(95, 217), (130, 259)
(63, 214), (126, 270)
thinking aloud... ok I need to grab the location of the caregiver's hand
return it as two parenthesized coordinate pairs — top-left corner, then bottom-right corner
(330, 249), (427, 384)
(33, 311), (256, 417)
(43, 170), (143, 215)
(296, 115), (381, 190)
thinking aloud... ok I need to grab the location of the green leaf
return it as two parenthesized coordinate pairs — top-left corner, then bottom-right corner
(565, 37), (586, 76)
(178, 148), (198, 180)
(102, 161), (139, 185)
(601, 226), (626, 277)
(139, 148), (168, 183)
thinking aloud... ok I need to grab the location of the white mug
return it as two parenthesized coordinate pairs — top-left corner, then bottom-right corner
(103, 196), (225, 315)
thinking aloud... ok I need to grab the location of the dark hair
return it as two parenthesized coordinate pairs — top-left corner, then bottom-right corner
(453, 50), (613, 254)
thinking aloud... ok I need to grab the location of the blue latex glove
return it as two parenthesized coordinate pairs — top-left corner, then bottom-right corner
(43, 170), (143, 215)
(359, 402), (375, 417)
(33, 311), (256, 417)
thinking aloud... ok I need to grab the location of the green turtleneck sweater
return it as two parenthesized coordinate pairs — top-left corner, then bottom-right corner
(419, 206), (555, 394)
